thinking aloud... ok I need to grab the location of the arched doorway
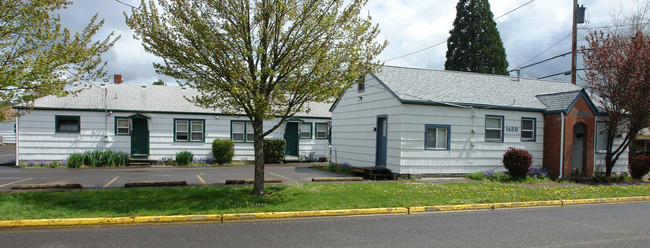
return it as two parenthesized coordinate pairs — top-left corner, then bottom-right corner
(572, 123), (587, 174)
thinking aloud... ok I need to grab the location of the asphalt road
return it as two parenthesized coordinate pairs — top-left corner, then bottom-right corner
(0, 164), (349, 190)
(1, 202), (648, 247)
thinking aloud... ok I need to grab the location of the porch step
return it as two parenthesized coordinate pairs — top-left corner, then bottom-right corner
(283, 155), (301, 163)
(129, 158), (156, 166)
(352, 166), (396, 180)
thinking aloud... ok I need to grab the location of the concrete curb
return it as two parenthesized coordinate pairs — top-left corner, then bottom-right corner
(311, 177), (363, 182)
(1, 196), (648, 228)
(224, 179), (283, 185)
(124, 181), (187, 188)
(11, 184), (82, 190)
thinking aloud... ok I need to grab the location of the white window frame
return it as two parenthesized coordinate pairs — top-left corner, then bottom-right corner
(300, 122), (312, 139)
(190, 120), (203, 141)
(315, 123), (328, 139)
(116, 118), (130, 135)
(521, 117), (536, 141)
(596, 121), (608, 152)
(231, 122), (246, 142)
(246, 122), (254, 142)
(485, 115), (503, 142)
(425, 124), (450, 150)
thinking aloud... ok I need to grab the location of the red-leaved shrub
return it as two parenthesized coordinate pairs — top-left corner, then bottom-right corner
(628, 155), (650, 179)
(502, 147), (533, 178)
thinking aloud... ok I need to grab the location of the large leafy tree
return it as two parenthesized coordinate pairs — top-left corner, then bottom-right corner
(444, 0), (508, 75)
(127, 0), (386, 195)
(0, 0), (119, 120)
(583, 30), (650, 177)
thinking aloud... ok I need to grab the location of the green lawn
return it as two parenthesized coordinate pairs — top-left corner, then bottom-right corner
(1, 182), (649, 220)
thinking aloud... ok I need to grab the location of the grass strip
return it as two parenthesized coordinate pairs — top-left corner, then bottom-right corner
(0, 181), (649, 220)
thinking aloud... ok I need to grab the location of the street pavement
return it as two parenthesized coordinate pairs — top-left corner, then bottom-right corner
(1, 202), (648, 247)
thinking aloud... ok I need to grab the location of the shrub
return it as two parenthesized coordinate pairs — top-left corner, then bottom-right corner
(67, 153), (83, 168)
(502, 147), (533, 178)
(628, 155), (650, 179)
(263, 139), (286, 163)
(66, 150), (129, 168)
(212, 139), (234, 165)
(176, 151), (194, 166)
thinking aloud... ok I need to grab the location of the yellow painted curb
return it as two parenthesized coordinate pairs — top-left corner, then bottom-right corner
(222, 207), (409, 221)
(0, 214), (222, 228)
(1, 196), (648, 228)
(562, 196), (650, 205)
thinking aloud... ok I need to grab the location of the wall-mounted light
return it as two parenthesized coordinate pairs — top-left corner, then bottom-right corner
(373, 127), (377, 132)
(358, 96), (363, 101)
(215, 115), (219, 119)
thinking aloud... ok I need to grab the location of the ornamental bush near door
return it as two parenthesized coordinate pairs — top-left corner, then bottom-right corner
(212, 139), (234, 165)
(502, 147), (533, 178)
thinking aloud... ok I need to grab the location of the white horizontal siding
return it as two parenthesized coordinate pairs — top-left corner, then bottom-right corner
(0, 120), (16, 143)
(394, 105), (545, 174)
(16, 109), (330, 163)
(331, 75), (403, 170)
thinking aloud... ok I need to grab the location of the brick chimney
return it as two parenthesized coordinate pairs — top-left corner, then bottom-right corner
(114, 74), (123, 84)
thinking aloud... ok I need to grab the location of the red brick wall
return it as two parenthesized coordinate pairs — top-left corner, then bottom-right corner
(543, 96), (596, 177)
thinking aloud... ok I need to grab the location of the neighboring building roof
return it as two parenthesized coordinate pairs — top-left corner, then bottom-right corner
(338, 65), (595, 113)
(637, 128), (650, 141)
(18, 84), (331, 118)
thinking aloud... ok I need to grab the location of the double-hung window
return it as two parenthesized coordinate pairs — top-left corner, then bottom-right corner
(596, 121), (608, 152)
(55, 116), (80, 133)
(231, 121), (254, 142)
(425, 124), (450, 150)
(116, 117), (130, 135)
(300, 123), (312, 139)
(315, 123), (328, 139)
(175, 119), (204, 142)
(232, 122), (245, 142)
(521, 118), (536, 141)
(485, 116), (503, 141)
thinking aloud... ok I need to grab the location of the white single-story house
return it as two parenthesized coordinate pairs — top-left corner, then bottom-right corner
(14, 80), (331, 165)
(330, 66), (628, 177)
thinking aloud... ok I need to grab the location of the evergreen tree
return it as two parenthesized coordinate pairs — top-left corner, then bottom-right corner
(445, 0), (509, 75)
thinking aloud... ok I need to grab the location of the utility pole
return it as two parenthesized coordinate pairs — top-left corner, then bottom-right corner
(571, 1), (586, 85)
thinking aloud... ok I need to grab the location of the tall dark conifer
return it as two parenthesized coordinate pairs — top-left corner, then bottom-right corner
(445, 0), (509, 75)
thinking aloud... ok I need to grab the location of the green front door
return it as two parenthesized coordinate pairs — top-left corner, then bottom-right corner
(131, 118), (149, 158)
(284, 122), (299, 157)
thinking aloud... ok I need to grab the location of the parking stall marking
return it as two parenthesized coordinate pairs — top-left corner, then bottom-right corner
(0, 178), (33, 188)
(103, 176), (120, 188)
(269, 172), (298, 183)
(196, 175), (206, 185)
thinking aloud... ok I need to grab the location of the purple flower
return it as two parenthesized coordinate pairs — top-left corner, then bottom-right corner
(28, 160), (36, 165)
(59, 160), (67, 165)
(206, 158), (216, 164)
(340, 163), (351, 168)
(482, 170), (494, 177)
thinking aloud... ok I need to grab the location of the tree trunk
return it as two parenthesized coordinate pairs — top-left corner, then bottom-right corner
(251, 117), (265, 196)
(628, 136), (637, 159)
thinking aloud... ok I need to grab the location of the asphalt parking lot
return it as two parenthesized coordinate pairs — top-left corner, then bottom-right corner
(0, 145), (354, 190)
(0, 163), (351, 190)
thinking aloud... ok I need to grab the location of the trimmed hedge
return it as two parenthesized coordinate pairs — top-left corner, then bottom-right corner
(502, 147), (533, 178)
(212, 139), (235, 165)
(264, 139), (286, 163)
(628, 155), (650, 179)
(175, 151), (193, 166)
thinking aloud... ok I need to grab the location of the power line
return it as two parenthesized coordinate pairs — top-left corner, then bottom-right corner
(510, 51), (572, 72)
(512, 32), (571, 70)
(494, 0), (534, 20)
(384, 0), (535, 62)
(114, 0), (139, 9)
(538, 68), (584, 80)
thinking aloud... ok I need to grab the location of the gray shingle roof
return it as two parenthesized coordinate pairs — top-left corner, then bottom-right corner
(372, 66), (584, 111)
(25, 84), (331, 118)
(535, 91), (582, 113)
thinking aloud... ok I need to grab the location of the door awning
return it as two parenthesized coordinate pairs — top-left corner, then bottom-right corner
(285, 117), (305, 123)
(128, 113), (151, 119)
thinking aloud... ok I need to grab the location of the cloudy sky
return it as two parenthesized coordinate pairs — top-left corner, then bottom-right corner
(56, 0), (643, 85)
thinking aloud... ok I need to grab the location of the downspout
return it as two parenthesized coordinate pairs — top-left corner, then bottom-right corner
(103, 86), (108, 140)
(15, 108), (19, 166)
(559, 112), (565, 178)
